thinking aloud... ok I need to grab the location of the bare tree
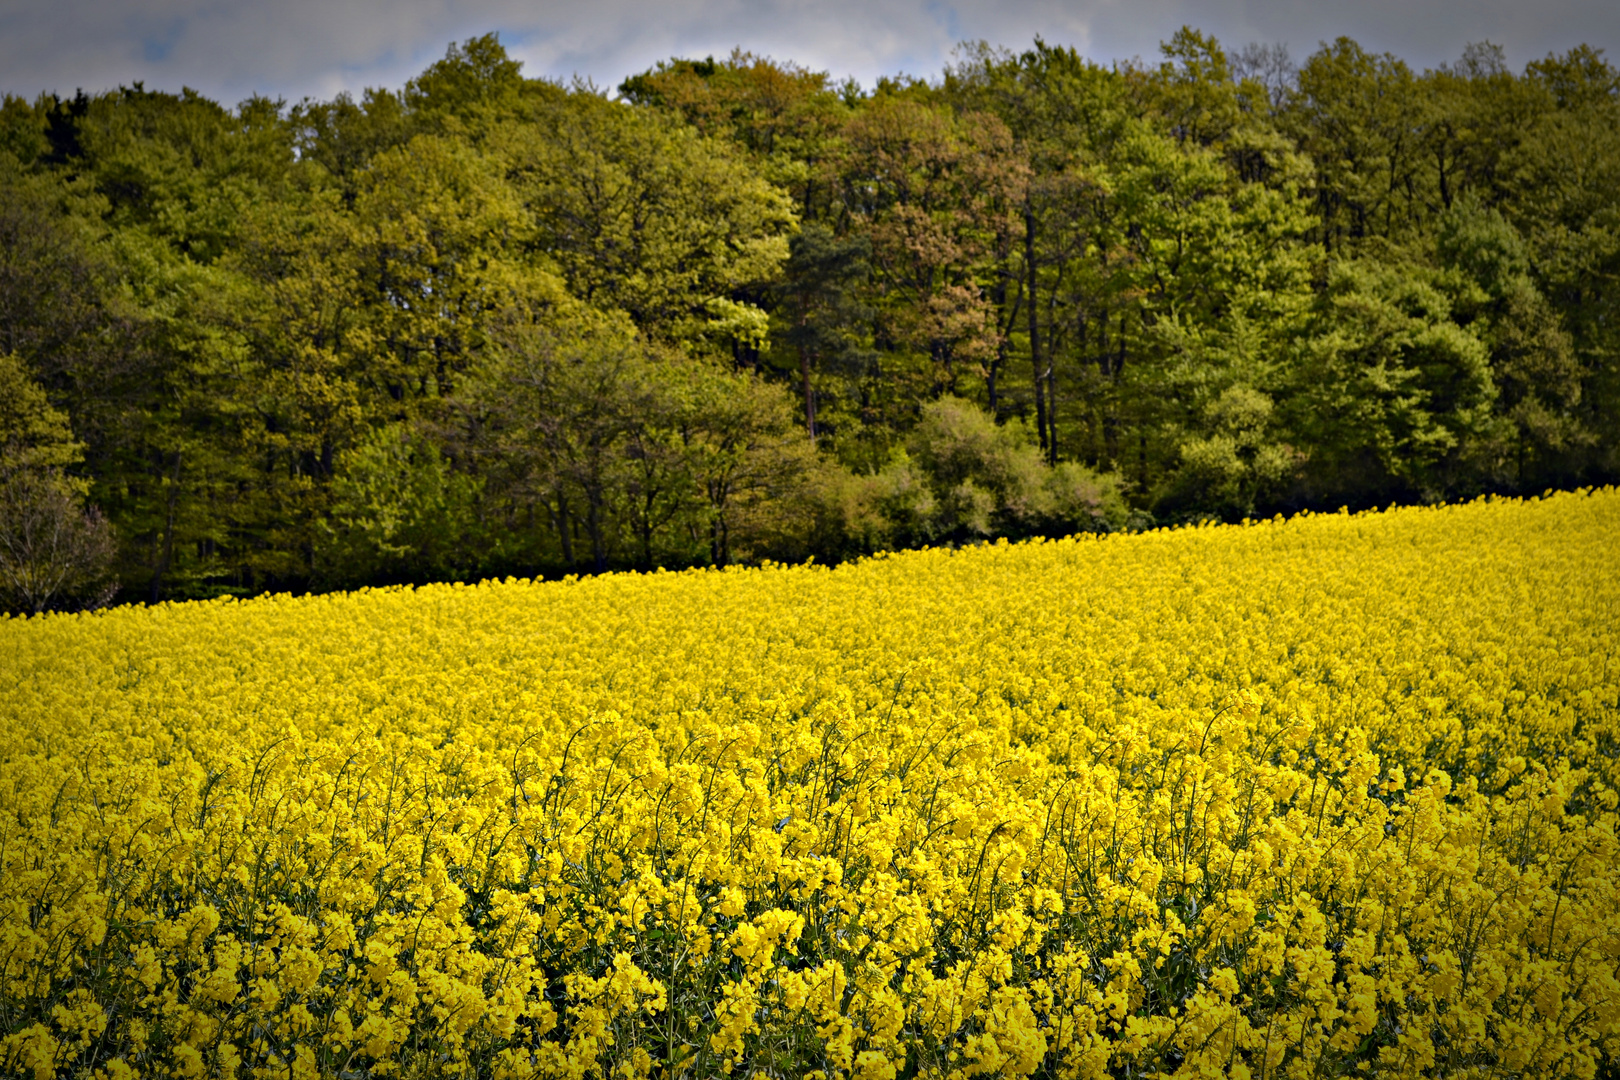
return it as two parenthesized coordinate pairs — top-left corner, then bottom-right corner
(1232, 42), (1298, 110)
(0, 472), (116, 614)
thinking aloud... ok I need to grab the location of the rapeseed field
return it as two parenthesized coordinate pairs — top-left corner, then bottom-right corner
(3, 490), (1618, 1080)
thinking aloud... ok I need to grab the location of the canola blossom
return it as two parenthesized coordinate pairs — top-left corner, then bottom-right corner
(3, 491), (1619, 1079)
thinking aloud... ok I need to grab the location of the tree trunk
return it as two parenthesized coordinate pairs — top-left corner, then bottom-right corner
(992, 279), (1024, 420)
(149, 450), (182, 604)
(586, 492), (606, 574)
(551, 488), (574, 568)
(1024, 203), (1047, 455)
(1098, 308), (1119, 465)
(640, 472), (658, 570)
(1046, 362), (1059, 464)
(708, 480), (730, 567)
(799, 346), (817, 444)
(1043, 271), (1062, 463)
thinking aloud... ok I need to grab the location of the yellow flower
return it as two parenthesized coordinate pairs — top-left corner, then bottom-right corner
(0, 490), (1616, 1078)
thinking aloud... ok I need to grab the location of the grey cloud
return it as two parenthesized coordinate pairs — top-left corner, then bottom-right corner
(1, 0), (1614, 107)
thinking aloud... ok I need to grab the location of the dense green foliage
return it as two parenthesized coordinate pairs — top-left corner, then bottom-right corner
(2, 31), (1616, 609)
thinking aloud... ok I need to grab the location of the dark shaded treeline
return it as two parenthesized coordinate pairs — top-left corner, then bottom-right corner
(1, 31), (1616, 611)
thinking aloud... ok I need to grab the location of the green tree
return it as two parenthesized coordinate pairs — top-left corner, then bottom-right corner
(66, 84), (294, 263)
(1157, 385), (1301, 519)
(1504, 47), (1620, 481)
(4, 26), (1618, 600)
(451, 316), (822, 572)
(945, 33), (1312, 517)
(1292, 260), (1501, 503)
(944, 40), (1133, 448)
(770, 222), (874, 443)
(1437, 195), (1587, 486)
(673, 357), (820, 566)
(317, 422), (483, 586)
(454, 320), (649, 573)
(833, 97), (1026, 397)
(618, 50), (851, 215)
(494, 89), (795, 350)
(1284, 38), (1427, 251)
(289, 88), (412, 196)
(405, 33), (527, 135)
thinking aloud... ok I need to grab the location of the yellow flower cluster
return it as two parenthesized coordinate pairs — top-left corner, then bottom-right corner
(3, 491), (1619, 1079)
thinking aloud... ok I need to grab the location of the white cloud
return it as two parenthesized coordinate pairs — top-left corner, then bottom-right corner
(1, 0), (1613, 106)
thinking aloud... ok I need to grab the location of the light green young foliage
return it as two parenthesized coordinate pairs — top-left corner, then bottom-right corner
(225, 129), (576, 588)
(404, 32), (527, 137)
(0, 353), (82, 477)
(908, 396), (1125, 540)
(289, 88), (413, 193)
(319, 423), (483, 585)
(494, 90), (795, 351)
(349, 133), (556, 400)
(617, 48), (853, 206)
(1064, 126), (1314, 506)
(942, 36), (1315, 519)
(1162, 385), (1300, 520)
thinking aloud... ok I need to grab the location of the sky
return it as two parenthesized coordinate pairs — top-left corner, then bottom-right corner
(0, 0), (1613, 107)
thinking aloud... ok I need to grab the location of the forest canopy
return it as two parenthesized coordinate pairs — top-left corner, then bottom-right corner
(2, 30), (1617, 610)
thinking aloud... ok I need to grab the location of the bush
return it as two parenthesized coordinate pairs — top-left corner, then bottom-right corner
(908, 396), (1126, 540)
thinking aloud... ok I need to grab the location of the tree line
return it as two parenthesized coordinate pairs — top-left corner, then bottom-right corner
(2, 30), (1616, 611)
